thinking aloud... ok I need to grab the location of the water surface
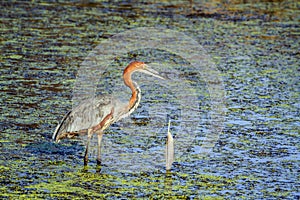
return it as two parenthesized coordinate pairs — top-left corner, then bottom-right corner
(1, 1), (299, 199)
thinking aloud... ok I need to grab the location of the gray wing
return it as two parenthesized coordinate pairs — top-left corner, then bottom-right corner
(52, 95), (114, 141)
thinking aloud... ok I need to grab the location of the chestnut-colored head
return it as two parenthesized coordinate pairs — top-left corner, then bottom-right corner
(123, 61), (146, 75)
(123, 61), (165, 81)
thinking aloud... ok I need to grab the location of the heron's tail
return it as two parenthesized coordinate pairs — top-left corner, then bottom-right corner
(52, 110), (72, 142)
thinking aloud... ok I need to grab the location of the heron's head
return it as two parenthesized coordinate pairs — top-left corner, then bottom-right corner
(124, 61), (166, 80)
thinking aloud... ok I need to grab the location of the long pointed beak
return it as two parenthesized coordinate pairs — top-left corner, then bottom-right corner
(142, 64), (166, 80)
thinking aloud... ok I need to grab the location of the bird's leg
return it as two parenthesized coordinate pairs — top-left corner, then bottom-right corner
(84, 128), (93, 166)
(96, 130), (104, 165)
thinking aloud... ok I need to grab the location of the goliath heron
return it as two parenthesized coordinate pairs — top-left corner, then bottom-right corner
(53, 61), (166, 165)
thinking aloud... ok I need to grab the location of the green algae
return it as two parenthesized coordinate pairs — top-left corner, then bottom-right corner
(21, 168), (238, 199)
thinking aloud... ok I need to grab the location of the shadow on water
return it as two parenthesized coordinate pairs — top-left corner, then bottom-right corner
(25, 141), (84, 159)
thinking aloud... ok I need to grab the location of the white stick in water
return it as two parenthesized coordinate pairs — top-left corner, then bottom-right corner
(166, 119), (174, 170)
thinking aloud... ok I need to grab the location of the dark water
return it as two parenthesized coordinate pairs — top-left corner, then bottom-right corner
(1, 1), (299, 199)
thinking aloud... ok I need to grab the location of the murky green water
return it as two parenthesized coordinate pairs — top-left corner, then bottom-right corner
(1, 1), (299, 199)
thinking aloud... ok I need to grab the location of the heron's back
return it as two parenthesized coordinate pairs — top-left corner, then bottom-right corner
(53, 95), (114, 141)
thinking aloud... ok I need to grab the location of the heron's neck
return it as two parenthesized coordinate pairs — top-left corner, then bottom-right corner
(123, 73), (141, 115)
(128, 81), (141, 115)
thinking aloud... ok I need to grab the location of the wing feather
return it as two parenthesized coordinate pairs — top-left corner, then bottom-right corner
(52, 95), (114, 141)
